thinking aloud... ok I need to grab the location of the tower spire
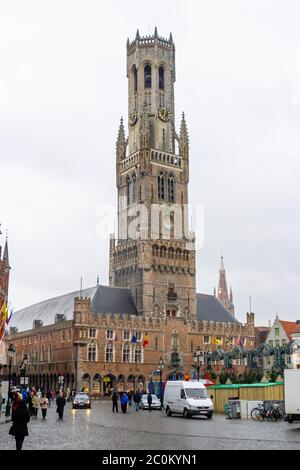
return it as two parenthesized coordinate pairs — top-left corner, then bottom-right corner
(179, 112), (189, 159)
(116, 117), (126, 160)
(217, 255), (235, 317)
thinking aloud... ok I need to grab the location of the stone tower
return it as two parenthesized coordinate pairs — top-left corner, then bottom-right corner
(109, 29), (196, 319)
(217, 255), (235, 316)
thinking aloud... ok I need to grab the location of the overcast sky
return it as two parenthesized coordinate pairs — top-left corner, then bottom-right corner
(1, 0), (300, 325)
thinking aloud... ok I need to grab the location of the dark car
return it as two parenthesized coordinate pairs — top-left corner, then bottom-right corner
(72, 392), (91, 409)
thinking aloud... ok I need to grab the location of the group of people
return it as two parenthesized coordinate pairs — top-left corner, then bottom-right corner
(7, 386), (68, 450)
(111, 390), (156, 413)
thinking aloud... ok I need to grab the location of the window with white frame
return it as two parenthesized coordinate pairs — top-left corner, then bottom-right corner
(106, 330), (114, 340)
(88, 342), (97, 361)
(89, 328), (96, 338)
(136, 332), (142, 342)
(123, 331), (130, 341)
(135, 345), (142, 363)
(203, 336), (210, 344)
(122, 344), (130, 363)
(105, 343), (114, 362)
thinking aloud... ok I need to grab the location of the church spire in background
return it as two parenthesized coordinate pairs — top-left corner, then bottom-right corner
(217, 255), (235, 317)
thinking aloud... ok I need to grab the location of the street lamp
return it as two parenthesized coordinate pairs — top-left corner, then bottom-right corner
(5, 343), (16, 417)
(159, 358), (164, 409)
(20, 354), (28, 388)
(193, 347), (203, 381)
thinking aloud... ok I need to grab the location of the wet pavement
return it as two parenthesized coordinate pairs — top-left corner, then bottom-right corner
(1, 400), (300, 450)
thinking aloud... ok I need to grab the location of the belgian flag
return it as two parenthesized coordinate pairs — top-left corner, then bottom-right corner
(143, 332), (149, 347)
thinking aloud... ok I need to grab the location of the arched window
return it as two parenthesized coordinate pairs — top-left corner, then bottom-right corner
(105, 343), (114, 362)
(132, 65), (138, 92)
(126, 176), (131, 206)
(88, 342), (97, 362)
(158, 172), (165, 200)
(132, 173), (136, 203)
(144, 64), (152, 88)
(168, 175), (175, 203)
(122, 344), (130, 363)
(159, 66), (165, 90)
(135, 345), (142, 363)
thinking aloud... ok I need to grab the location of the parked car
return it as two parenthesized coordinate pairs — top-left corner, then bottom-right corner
(72, 392), (91, 409)
(164, 380), (213, 419)
(141, 394), (161, 410)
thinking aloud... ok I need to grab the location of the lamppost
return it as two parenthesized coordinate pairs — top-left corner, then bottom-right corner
(5, 343), (16, 417)
(20, 354), (28, 389)
(159, 358), (164, 409)
(193, 347), (203, 380)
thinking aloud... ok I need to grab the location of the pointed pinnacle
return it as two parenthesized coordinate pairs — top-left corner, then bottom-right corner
(154, 27), (158, 37)
(136, 29), (140, 40)
(169, 32), (173, 43)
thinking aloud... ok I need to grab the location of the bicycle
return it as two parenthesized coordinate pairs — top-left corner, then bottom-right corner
(251, 403), (281, 422)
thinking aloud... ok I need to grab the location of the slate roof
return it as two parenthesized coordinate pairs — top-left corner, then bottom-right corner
(10, 287), (240, 333)
(10, 285), (138, 332)
(196, 293), (240, 324)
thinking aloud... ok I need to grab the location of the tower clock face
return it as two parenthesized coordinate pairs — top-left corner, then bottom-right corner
(158, 106), (171, 122)
(129, 109), (138, 126)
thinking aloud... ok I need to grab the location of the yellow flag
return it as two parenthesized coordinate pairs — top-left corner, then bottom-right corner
(212, 337), (221, 345)
(1, 301), (8, 321)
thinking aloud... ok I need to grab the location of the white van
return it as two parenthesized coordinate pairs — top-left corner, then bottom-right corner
(164, 380), (213, 419)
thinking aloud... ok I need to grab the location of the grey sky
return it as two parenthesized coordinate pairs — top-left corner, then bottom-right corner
(1, 0), (299, 325)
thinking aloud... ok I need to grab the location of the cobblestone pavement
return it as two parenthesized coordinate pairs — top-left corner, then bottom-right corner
(1, 401), (300, 450)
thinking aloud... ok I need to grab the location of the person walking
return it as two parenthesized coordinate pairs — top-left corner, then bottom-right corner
(40, 393), (49, 420)
(8, 400), (30, 450)
(32, 393), (40, 419)
(120, 392), (128, 413)
(133, 390), (141, 411)
(147, 392), (152, 412)
(112, 391), (119, 413)
(28, 391), (34, 417)
(47, 390), (52, 407)
(56, 391), (66, 420)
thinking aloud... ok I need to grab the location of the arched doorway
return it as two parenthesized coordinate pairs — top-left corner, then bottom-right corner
(136, 375), (145, 392)
(117, 374), (126, 393)
(103, 374), (116, 396)
(82, 373), (90, 394)
(127, 375), (136, 393)
(92, 374), (102, 399)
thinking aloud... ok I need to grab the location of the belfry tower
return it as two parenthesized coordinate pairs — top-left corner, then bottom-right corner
(109, 29), (196, 319)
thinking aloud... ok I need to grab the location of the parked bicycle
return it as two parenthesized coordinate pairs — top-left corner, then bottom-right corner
(251, 403), (282, 422)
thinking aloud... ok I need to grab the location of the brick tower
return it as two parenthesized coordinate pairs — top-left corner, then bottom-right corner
(109, 29), (196, 319)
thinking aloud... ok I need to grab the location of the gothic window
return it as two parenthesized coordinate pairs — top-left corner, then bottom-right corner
(132, 65), (138, 93)
(159, 66), (165, 90)
(126, 176), (131, 206)
(160, 246), (166, 257)
(135, 345), (142, 363)
(158, 172), (165, 201)
(144, 64), (152, 88)
(132, 173), (136, 203)
(168, 175), (175, 203)
(106, 330), (114, 340)
(122, 344), (130, 363)
(152, 245), (159, 256)
(88, 342), (97, 361)
(105, 343), (114, 362)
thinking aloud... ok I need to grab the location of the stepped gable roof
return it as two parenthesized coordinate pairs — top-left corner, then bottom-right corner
(196, 293), (240, 324)
(10, 285), (138, 333)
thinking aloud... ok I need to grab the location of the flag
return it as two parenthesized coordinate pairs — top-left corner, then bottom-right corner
(1, 300), (8, 322)
(236, 337), (244, 347)
(131, 333), (137, 344)
(212, 337), (221, 345)
(6, 306), (13, 324)
(114, 333), (118, 341)
(143, 333), (149, 347)
(225, 337), (233, 346)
